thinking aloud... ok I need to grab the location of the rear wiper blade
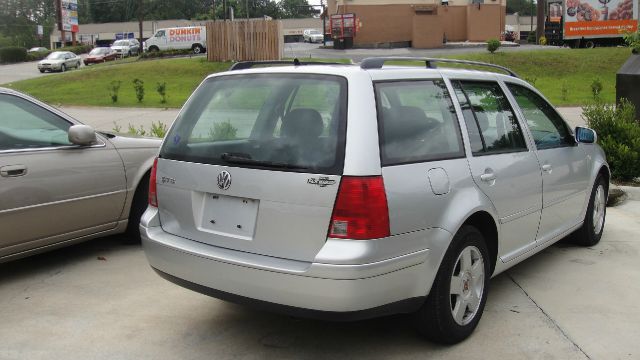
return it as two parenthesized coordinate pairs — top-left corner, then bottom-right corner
(220, 153), (308, 170)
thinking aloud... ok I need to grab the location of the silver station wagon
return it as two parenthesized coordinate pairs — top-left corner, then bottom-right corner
(141, 58), (609, 343)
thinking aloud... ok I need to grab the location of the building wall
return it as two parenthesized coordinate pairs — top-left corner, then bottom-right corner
(339, 4), (414, 44)
(441, 6), (468, 42)
(337, 3), (503, 48)
(466, 4), (505, 41)
(412, 12), (445, 48)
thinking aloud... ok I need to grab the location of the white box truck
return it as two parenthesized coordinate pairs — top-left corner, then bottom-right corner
(544, 0), (638, 47)
(144, 26), (207, 54)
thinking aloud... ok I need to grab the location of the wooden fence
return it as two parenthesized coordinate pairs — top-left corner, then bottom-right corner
(206, 20), (283, 62)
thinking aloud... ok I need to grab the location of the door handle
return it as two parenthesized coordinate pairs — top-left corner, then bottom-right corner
(480, 172), (496, 182)
(0, 165), (27, 177)
(542, 164), (553, 173)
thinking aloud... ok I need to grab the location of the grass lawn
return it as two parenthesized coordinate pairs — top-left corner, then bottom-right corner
(440, 47), (630, 106)
(3, 47), (632, 108)
(6, 57), (233, 108)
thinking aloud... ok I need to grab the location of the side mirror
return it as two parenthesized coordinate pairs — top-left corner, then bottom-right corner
(68, 125), (97, 146)
(575, 126), (597, 144)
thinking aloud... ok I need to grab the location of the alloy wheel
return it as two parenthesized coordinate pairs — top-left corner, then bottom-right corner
(450, 245), (485, 326)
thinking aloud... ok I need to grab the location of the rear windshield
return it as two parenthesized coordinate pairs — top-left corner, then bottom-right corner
(160, 74), (348, 174)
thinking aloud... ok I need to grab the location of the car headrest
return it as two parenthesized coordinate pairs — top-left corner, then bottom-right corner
(281, 108), (324, 140)
(384, 106), (439, 142)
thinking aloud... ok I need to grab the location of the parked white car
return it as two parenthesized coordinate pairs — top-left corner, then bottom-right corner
(111, 39), (140, 57)
(37, 51), (81, 73)
(303, 29), (324, 43)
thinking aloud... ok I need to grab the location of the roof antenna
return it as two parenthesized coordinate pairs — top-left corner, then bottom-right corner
(293, 58), (301, 66)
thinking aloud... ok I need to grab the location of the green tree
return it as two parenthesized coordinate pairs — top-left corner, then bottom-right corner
(0, 0), (56, 48)
(279, 0), (315, 18)
(507, 0), (535, 16)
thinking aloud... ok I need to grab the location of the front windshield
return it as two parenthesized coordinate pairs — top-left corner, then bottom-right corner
(90, 48), (108, 55)
(45, 52), (65, 60)
(113, 40), (129, 46)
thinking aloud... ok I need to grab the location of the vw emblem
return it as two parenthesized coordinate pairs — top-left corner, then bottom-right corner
(217, 171), (232, 190)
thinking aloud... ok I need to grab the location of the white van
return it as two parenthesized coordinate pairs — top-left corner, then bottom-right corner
(144, 26), (207, 54)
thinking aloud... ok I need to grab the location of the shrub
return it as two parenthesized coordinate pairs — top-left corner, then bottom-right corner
(590, 77), (603, 99)
(538, 36), (548, 45)
(26, 50), (51, 61)
(582, 99), (640, 181)
(128, 123), (147, 136)
(524, 76), (537, 87)
(58, 44), (93, 55)
(0, 46), (28, 63)
(139, 48), (193, 59)
(109, 80), (122, 103)
(561, 81), (569, 101)
(156, 82), (167, 104)
(623, 29), (640, 53)
(487, 39), (501, 54)
(132, 78), (144, 102)
(209, 121), (238, 141)
(527, 32), (536, 44)
(150, 121), (168, 138)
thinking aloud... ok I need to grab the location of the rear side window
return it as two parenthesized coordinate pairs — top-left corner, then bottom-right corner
(453, 81), (527, 155)
(160, 74), (347, 175)
(506, 83), (574, 149)
(375, 80), (464, 165)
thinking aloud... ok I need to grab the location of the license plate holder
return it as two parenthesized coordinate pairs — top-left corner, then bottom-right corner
(200, 193), (259, 240)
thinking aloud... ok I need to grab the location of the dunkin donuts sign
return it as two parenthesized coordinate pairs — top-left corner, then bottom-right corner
(169, 28), (202, 42)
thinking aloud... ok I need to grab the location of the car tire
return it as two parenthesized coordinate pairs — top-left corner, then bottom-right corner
(61, 64), (66, 72)
(128, 51), (132, 57)
(39, 69), (45, 73)
(193, 44), (204, 54)
(149, 46), (159, 52)
(571, 175), (607, 246)
(125, 173), (150, 243)
(414, 225), (490, 344)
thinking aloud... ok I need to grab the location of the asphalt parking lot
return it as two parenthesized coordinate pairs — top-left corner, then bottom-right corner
(1, 194), (638, 359)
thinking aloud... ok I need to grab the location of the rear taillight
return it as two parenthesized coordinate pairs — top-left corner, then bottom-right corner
(329, 176), (390, 240)
(148, 157), (158, 207)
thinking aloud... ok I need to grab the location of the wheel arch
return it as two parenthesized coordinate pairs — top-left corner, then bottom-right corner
(460, 211), (499, 276)
(120, 156), (155, 220)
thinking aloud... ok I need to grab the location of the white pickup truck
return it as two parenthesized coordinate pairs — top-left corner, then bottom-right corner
(144, 26), (207, 54)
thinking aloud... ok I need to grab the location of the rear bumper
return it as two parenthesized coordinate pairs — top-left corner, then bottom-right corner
(141, 208), (449, 316)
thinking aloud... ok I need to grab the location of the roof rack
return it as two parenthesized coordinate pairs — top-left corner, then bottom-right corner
(359, 57), (519, 78)
(229, 58), (347, 71)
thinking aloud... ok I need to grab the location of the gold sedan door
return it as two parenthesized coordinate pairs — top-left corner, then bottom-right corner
(0, 93), (126, 258)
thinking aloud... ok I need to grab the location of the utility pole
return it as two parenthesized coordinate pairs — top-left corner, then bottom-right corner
(536, 0), (545, 42)
(138, 0), (144, 48)
(321, 0), (326, 47)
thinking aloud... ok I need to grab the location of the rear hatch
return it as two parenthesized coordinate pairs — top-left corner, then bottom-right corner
(157, 73), (347, 262)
